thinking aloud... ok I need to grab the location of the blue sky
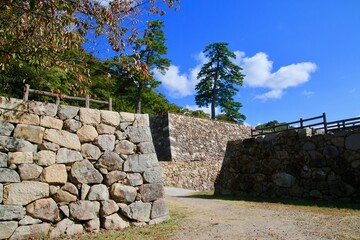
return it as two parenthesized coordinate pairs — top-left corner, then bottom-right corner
(91, 0), (360, 126)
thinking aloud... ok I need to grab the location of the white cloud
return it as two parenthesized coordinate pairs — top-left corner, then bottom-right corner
(155, 50), (317, 101)
(236, 52), (317, 100)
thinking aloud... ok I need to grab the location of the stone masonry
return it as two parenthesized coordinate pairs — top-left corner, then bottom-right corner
(150, 113), (251, 190)
(215, 128), (360, 202)
(0, 96), (168, 240)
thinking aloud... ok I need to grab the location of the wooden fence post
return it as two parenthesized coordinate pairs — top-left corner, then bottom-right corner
(23, 84), (30, 101)
(85, 94), (90, 108)
(323, 113), (327, 132)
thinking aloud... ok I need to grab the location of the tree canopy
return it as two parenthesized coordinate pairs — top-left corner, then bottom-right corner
(195, 42), (246, 123)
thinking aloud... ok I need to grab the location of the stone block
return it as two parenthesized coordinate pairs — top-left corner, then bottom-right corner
(18, 164), (43, 180)
(110, 183), (137, 204)
(71, 160), (103, 184)
(85, 218), (100, 232)
(1, 110), (40, 125)
(0, 136), (34, 152)
(96, 124), (116, 135)
(139, 183), (164, 202)
(34, 150), (56, 166)
(143, 167), (163, 183)
(81, 143), (101, 160)
(96, 151), (124, 171)
(44, 129), (81, 150)
(134, 114), (149, 127)
(28, 101), (57, 116)
(114, 140), (135, 155)
(0, 221), (18, 239)
(115, 130), (127, 140)
(0, 152), (8, 167)
(38, 141), (60, 152)
(94, 134), (115, 151)
(102, 213), (129, 230)
(69, 200), (100, 221)
(42, 164), (67, 184)
(121, 201), (151, 222)
(3, 181), (49, 205)
(100, 110), (120, 126)
(138, 142), (155, 154)
(127, 173), (143, 186)
(0, 120), (14, 136)
(123, 153), (159, 173)
(18, 216), (42, 226)
(57, 105), (79, 120)
(40, 116), (63, 129)
(0, 168), (20, 183)
(66, 224), (84, 236)
(104, 171), (127, 186)
(87, 184), (109, 201)
(63, 119), (82, 132)
(345, 133), (360, 151)
(0, 205), (25, 220)
(26, 198), (60, 223)
(151, 198), (169, 219)
(79, 108), (100, 126)
(77, 125), (98, 143)
(8, 152), (33, 164)
(56, 148), (82, 164)
(49, 218), (74, 238)
(100, 199), (119, 217)
(81, 184), (91, 200)
(125, 126), (152, 143)
(0, 96), (27, 111)
(272, 172), (295, 188)
(9, 223), (51, 240)
(119, 112), (135, 122)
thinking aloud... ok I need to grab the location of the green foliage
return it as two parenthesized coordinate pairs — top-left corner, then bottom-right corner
(255, 120), (291, 131)
(195, 42), (246, 122)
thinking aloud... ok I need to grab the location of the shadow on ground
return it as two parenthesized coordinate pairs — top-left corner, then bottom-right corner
(177, 191), (360, 210)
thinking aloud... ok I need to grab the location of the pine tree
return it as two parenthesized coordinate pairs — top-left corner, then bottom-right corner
(195, 42), (246, 122)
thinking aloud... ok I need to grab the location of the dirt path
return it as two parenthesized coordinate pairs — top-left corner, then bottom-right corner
(165, 188), (360, 240)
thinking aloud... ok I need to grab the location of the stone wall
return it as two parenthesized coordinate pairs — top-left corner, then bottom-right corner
(150, 113), (251, 190)
(0, 96), (168, 240)
(215, 129), (360, 202)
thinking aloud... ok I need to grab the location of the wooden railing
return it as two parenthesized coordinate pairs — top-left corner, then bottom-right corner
(23, 84), (112, 111)
(251, 113), (360, 137)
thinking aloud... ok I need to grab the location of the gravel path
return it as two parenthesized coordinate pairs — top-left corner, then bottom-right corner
(164, 188), (360, 240)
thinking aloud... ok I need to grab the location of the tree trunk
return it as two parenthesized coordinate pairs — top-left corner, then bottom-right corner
(135, 83), (144, 114)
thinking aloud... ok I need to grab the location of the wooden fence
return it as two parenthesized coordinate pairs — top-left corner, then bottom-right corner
(251, 113), (360, 137)
(23, 84), (112, 111)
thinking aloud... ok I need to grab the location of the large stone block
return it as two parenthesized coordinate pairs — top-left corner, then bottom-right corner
(69, 200), (100, 221)
(104, 171), (127, 186)
(81, 143), (101, 160)
(0, 97), (27, 111)
(110, 183), (137, 204)
(138, 142), (155, 154)
(125, 126), (152, 143)
(42, 164), (67, 184)
(44, 129), (81, 150)
(71, 160), (103, 184)
(101, 110), (120, 127)
(123, 153), (159, 173)
(119, 112), (135, 122)
(0, 136), (34, 152)
(0, 205), (25, 220)
(0, 152), (8, 167)
(0, 169), (20, 183)
(3, 181), (49, 205)
(0, 221), (18, 239)
(151, 198), (169, 219)
(1, 111), (40, 125)
(94, 135), (115, 151)
(96, 151), (124, 171)
(9, 223), (51, 240)
(18, 164), (43, 180)
(100, 199), (119, 217)
(121, 201), (151, 222)
(96, 124), (116, 135)
(49, 218), (74, 238)
(85, 218), (100, 233)
(34, 150), (56, 166)
(8, 152), (33, 164)
(114, 140), (135, 155)
(0, 120), (15, 136)
(127, 173), (143, 186)
(18, 216), (42, 226)
(345, 133), (360, 151)
(56, 148), (82, 164)
(13, 124), (45, 144)
(38, 141), (60, 152)
(272, 172), (296, 188)
(79, 108), (100, 126)
(139, 183), (164, 202)
(28, 101), (57, 117)
(40, 116), (63, 129)
(57, 105), (79, 120)
(134, 114), (149, 127)
(77, 125), (98, 143)
(143, 167), (163, 183)
(102, 213), (129, 230)
(63, 119), (82, 132)
(87, 184), (109, 201)
(26, 198), (60, 223)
